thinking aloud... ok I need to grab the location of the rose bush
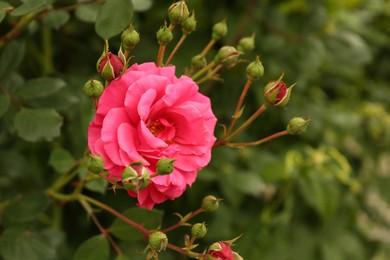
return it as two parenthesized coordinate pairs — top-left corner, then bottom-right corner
(88, 62), (217, 209)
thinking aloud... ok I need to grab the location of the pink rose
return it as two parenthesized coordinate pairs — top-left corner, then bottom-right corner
(88, 62), (217, 209)
(208, 242), (234, 259)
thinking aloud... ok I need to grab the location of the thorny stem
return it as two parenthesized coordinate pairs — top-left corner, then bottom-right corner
(165, 34), (188, 65)
(161, 208), (203, 233)
(227, 130), (289, 147)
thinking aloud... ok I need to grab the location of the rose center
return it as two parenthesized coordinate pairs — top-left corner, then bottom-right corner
(147, 120), (166, 137)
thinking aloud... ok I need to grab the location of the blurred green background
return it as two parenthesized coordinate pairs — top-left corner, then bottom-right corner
(1, 0), (390, 259)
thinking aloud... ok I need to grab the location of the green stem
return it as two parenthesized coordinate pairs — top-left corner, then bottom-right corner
(165, 34), (187, 65)
(191, 60), (216, 81)
(161, 208), (203, 233)
(227, 130), (289, 147)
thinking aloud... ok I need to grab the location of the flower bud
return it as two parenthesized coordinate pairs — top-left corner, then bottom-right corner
(121, 166), (139, 190)
(212, 19), (228, 40)
(97, 52), (124, 81)
(149, 231), (168, 252)
(121, 25), (140, 51)
(246, 56), (264, 81)
(138, 167), (151, 190)
(182, 11), (197, 35)
(237, 33), (255, 53)
(214, 46), (241, 67)
(208, 242), (234, 259)
(263, 80), (295, 107)
(157, 24), (173, 46)
(191, 54), (207, 71)
(168, 0), (189, 26)
(233, 252), (244, 260)
(287, 117), (311, 135)
(202, 195), (219, 212)
(83, 79), (104, 98)
(86, 154), (105, 174)
(191, 223), (207, 238)
(156, 157), (176, 175)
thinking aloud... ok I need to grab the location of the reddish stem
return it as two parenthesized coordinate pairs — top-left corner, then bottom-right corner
(161, 208), (203, 233)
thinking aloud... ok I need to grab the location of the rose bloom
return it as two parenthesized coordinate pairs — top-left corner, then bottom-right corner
(88, 62), (217, 209)
(208, 242), (234, 259)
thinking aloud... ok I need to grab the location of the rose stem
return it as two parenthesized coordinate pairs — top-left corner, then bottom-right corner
(200, 39), (216, 57)
(227, 130), (289, 147)
(161, 208), (203, 233)
(191, 60), (216, 81)
(165, 34), (187, 65)
(196, 64), (222, 84)
(156, 23), (175, 67)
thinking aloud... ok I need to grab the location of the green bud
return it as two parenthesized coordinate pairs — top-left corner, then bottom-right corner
(121, 166), (139, 190)
(149, 231), (168, 252)
(212, 19), (228, 40)
(157, 24), (173, 46)
(202, 195), (219, 212)
(138, 167), (151, 190)
(191, 54), (207, 71)
(121, 25), (140, 51)
(182, 11), (197, 35)
(237, 33), (255, 53)
(83, 79), (104, 98)
(287, 117), (311, 135)
(246, 56), (264, 81)
(191, 223), (207, 238)
(214, 46), (241, 67)
(156, 158), (176, 175)
(263, 79), (295, 107)
(168, 0), (189, 26)
(86, 154), (105, 174)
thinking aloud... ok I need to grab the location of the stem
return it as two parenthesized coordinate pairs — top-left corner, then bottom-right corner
(191, 60), (216, 81)
(200, 39), (216, 57)
(49, 163), (81, 192)
(0, 13), (37, 49)
(156, 45), (166, 67)
(79, 194), (150, 237)
(166, 243), (207, 259)
(165, 34), (187, 65)
(225, 79), (253, 136)
(227, 130), (289, 147)
(196, 64), (223, 85)
(161, 208), (203, 233)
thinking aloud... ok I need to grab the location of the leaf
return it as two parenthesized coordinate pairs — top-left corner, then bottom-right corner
(110, 208), (163, 241)
(85, 178), (108, 194)
(0, 1), (12, 23)
(0, 94), (10, 118)
(0, 40), (25, 79)
(3, 191), (51, 223)
(75, 3), (101, 23)
(131, 0), (153, 12)
(48, 148), (75, 174)
(14, 108), (63, 142)
(0, 227), (57, 260)
(74, 235), (109, 260)
(15, 77), (66, 100)
(10, 0), (53, 16)
(95, 0), (133, 39)
(41, 10), (70, 29)
(115, 254), (132, 260)
(225, 171), (264, 196)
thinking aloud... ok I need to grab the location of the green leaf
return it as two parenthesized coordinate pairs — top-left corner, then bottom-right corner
(85, 178), (108, 194)
(15, 77), (66, 100)
(95, 0), (133, 39)
(75, 3), (101, 23)
(0, 1), (12, 23)
(3, 191), (51, 223)
(0, 94), (10, 118)
(14, 108), (63, 142)
(0, 227), (57, 260)
(10, 0), (53, 16)
(74, 235), (109, 260)
(0, 40), (25, 79)
(111, 208), (163, 241)
(41, 10), (70, 29)
(48, 148), (75, 174)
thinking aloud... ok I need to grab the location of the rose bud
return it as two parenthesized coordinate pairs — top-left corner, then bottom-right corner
(237, 33), (255, 53)
(246, 56), (264, 81)
(287, 117), (311, 135)
(156, 157), (176, 175)
(83, 79), (104, 98)
(137, 167), (151, 190)
(263, 80), (295, 107)
(191, 54), (207, 71)
(212, 19), (228, 40)
(156, 24), (173, 46)
(97, 52), (124, 81)
(202, 195), (219, 212)
(182, 11), (197, 35)
(208, 242), (234, 259)
(214, 46), (241, 67)
(191, 223), (207, 238)
(121, 25), (140, 51)
(168, 0), (189, 26)
(121, 166), (139, 190)
(149, 231), (168, 252)
(86, 154), (105, 174)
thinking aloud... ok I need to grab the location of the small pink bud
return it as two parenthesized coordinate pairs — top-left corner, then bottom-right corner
(97, 52), (124, 81)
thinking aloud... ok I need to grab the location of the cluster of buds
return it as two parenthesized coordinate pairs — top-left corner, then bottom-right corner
(121, 164), (150, 192)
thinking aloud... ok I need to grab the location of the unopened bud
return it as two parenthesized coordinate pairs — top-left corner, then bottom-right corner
(83, 79), (104, 98)
(246, 56), (264, 81)
(121, 25), (140, 51)
(157, 24), (173, 46)
(138, 167), (150, 190)
(121, 166), (139, 190)
(214, 46), (241, 67)
(237, 33), (255, 53)
(191, 223), (207, 238)
(86, 154), (105, 174)
(191, 54), (207, 71)
(202, 195), (219, 212)
(263, 79), (295, 107)
(208, 242), (234, 259)
(212, 19), (228, 40)
(168, 0), (189, 26)
(287, 117), (311, 135)
(149, 231), (168, 252)
(182, 11), (197, 35)
(97, 52), (124, 81)
(156, 158), (176, 175)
